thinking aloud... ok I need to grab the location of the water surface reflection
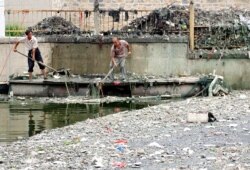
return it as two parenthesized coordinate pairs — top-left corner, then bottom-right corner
(0, 101), (149, 144)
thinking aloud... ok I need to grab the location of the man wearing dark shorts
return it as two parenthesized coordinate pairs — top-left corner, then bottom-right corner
(109, 37), (131, 81)
(14, 30), (47, 80)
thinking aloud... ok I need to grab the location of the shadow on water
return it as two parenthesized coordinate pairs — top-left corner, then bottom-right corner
(0, 99), (159, 144)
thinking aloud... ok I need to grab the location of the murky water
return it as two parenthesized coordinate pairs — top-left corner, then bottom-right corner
(0, 100), (153, 144)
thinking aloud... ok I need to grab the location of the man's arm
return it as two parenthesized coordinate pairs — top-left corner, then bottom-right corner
(127, 44), (131, 55)
(125, 42), (131, 55)
(13, 41), (20, 52)
(32, 48), (36, 61)
(14, 37), (25, 52)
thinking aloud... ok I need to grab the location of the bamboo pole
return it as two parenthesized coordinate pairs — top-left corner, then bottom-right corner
(189, 1), (195, 51)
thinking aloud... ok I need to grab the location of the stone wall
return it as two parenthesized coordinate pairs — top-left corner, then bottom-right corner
(5, 0), (250, 11)
(5, 0), (52, 10)
(5, 0), (53, 27)
(52, 0), (250, 10)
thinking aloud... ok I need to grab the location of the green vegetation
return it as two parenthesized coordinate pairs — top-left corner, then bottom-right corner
(5, 24), (25, 37)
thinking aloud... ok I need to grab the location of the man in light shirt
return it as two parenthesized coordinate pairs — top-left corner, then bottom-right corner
(13, 30), (47, 80)
(109, 37), (131, 81)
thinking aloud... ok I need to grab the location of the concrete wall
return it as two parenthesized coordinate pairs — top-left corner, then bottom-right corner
(1, 38), (250, 89)
(50, 42), (250, 89)
(51, 43), (188, 75)
(188, 59), (250, 89)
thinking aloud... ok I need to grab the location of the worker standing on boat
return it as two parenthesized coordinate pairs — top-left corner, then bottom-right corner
(109, 37), (131, 81)
(13, 30), (47, 80)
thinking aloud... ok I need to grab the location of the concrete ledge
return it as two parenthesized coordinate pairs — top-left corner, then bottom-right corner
(189, 49), (250, 59)
(0, 35), (188, 44)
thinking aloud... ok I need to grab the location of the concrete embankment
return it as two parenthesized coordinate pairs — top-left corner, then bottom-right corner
(0, 91), (249, 169)
(1, 36), (250, 89)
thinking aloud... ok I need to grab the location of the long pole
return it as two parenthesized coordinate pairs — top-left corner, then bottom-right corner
(16, 51), (58, 72)
(17, 51), (71, 96)
(189, 1), (195, 51)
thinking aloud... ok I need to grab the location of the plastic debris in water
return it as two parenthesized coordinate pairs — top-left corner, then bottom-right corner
(114, 139), (128, 144)
(113, 81), (121, 85)
(116, 145), (125, 153)
(112, 162), (126, 168)
(148, 142), (164, 148)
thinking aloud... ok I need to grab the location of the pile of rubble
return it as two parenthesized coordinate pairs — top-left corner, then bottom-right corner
(123, 5), (250, 49)
(123, 5), (189, 34)
(195, 8), (250, 49)
(30, 16), (80, 35)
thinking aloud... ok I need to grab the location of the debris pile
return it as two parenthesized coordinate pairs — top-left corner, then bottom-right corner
(123, 5), (250, 49)
(30, 16), (80, 35)
(26, 6), (250, 49)
(123, 5), (189, 34)
(195, 8), (250, 49)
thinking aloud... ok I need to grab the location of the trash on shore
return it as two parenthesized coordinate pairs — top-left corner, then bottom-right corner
(187, 112), (217, 123)
(30, 16), (80, 35)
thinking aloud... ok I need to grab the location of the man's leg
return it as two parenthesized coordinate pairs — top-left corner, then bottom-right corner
(28, 60), (34, 80)
(41, 69), (47, 79)
(108, 60), (116, 81)
(119, 57), (126, 80)
(28, 50), (34, 80)
(28, 72), (32, 80)
(35, 49), (47, 79)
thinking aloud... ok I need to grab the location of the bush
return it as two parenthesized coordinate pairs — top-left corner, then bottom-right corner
(5, 24), (25, 37)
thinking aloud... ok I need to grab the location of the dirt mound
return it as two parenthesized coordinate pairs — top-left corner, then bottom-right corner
(30, 16), (80, 35)
(123, 5), (189, 34)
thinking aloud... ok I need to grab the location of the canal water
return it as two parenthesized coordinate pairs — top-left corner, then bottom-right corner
(0, 99), (156, 144)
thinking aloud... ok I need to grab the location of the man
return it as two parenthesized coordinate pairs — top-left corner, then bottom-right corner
(13, 30), (47, 80)
(109, 37), (131, 81)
